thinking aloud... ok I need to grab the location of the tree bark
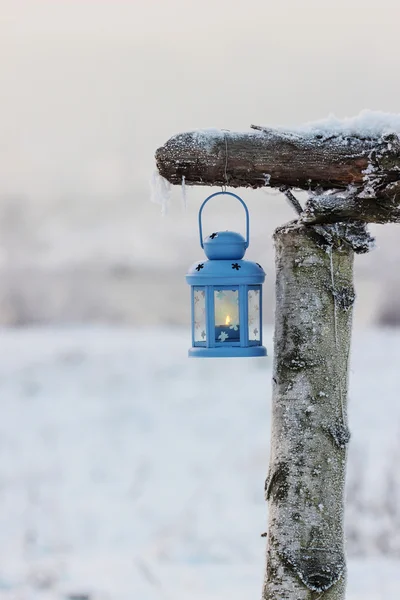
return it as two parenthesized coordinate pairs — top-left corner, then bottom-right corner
(264, 224), (354, 600)
(301, 184), (400, 225)
(155, 128), (400, 223)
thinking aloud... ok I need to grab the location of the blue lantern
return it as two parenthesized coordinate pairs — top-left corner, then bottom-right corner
(186, 191), (267, 358)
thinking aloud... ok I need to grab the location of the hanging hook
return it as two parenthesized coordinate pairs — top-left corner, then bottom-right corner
(223, 132), (229, 191)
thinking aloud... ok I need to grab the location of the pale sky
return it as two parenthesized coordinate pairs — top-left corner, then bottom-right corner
(1, 0), (400, 203)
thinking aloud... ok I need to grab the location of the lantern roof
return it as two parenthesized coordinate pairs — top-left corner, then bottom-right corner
(186, 257), (265, 286)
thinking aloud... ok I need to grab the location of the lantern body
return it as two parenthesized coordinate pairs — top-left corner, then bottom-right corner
(186, 230), (266, 358)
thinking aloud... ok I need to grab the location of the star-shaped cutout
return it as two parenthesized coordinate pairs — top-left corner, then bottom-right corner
(232, 263), (241, 270)
(196, 263), (204, 272)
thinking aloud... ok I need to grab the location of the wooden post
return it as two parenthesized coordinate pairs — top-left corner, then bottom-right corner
(264, 224), (354, 599)
(154, 119), (389, 599)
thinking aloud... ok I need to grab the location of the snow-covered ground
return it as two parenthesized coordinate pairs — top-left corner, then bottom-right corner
(0, 326), (399, 599)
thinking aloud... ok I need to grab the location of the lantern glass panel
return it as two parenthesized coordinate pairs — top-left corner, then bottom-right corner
(193, 287), (207, 343)
(248, 288), (261, 342)
(214, 289), (240, 343)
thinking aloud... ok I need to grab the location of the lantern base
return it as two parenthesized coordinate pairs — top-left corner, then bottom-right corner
(188, 346), (267, 358)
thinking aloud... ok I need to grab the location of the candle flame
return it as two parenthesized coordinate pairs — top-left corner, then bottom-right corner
(225, 315), (231, 326)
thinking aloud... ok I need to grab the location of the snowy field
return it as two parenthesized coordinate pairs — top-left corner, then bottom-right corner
(0, 326), (399, 599)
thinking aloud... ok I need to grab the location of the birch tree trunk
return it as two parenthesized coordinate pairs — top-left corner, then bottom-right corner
(264, 224), (354, 600)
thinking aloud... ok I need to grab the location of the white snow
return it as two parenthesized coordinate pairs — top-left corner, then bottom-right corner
(159, 112), (400, 160)
(291, 109), (400, 139)
(0, 326), (400, 599)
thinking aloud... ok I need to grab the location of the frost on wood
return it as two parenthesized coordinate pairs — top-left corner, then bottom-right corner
(156, 127), (374, 190)
(310, 221), (375, 255)
(155, 111), (400, 224)
(263, 224), (354, 600)
(301, 131), (400, 224)
(301, 129), (400, 224)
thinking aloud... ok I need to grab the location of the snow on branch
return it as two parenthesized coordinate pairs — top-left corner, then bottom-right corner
(155, 111), (400, 224)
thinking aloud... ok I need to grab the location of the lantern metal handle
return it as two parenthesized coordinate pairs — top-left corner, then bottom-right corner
(198, 191), (250, 249)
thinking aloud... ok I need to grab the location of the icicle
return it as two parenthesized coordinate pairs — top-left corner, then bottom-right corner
(150, 169), (171, 215)
(181, 175), (187, 211)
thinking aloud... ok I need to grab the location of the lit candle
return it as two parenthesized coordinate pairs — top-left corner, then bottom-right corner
(215, 313), (240, 343)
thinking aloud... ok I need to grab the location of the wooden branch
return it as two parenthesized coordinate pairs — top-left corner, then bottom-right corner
(156, 129), (373, 190)
(155, 128), (400, 223)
